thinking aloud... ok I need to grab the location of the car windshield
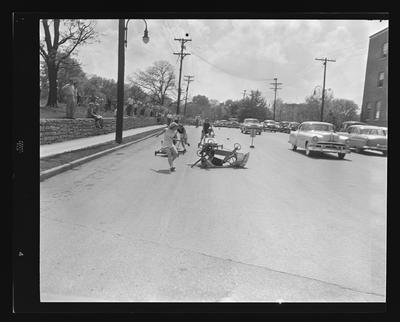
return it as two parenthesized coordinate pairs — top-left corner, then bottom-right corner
(360, 128), (386, 136)
(302, 123), (334, 131)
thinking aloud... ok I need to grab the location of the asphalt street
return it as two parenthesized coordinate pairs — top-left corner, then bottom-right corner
(40, 126), (387, 302)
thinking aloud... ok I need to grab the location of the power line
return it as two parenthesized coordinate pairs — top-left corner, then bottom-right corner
(173, 36), (192, 115)
(315, 57), (336, 122)
(183, 75), (194, 116)
(270, 78), (283, 121)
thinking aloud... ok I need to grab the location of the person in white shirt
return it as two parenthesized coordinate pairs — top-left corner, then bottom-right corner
(156, 122), (180, 171)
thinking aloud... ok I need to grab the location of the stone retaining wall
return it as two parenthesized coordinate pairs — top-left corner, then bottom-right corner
(40, 117), (161, 144)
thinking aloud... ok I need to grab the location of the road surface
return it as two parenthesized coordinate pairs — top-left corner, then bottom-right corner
(40, 126), (387, 302)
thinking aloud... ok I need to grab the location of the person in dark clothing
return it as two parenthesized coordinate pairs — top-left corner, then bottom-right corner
(177, 123), (189, 152)
(87, 102), (104, 128)
(198, 118), (214, 146)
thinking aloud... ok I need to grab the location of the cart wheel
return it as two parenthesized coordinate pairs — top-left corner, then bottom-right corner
(234, 143), (241, 150)
(197, 149), (204, 157)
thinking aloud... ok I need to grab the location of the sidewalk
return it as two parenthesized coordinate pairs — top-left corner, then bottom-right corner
(40, 125), (166, 159)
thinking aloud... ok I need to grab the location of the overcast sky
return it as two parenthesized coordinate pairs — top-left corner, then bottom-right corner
(69, 19), (388, 107)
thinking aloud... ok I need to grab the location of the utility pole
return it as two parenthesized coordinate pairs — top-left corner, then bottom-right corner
(115, 19), (126, 144)
(315, 57), (336, 122)
(242, 90), (247, 100)
(174, 36), (191, 115)
(269, 78), (282, 121)
(183, 75), (194, 116)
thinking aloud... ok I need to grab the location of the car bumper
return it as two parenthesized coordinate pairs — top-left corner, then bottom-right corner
(362, 145), (387, 152)
(308, 143), (351, 154)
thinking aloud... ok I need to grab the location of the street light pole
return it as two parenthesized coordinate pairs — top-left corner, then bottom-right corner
(116, 19), (125, 144)
(115, 19), (149, 144)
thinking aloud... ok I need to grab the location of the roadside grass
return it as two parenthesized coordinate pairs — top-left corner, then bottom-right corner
(40, 128), (163, 172)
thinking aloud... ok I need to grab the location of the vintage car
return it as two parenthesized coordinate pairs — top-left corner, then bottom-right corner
(338, 121), (366, 133)
(278, 121), (291, 133)
(342, 125), (387, 156)
(240, 118), (263, 135)
(263, 120), (279, 132)
(228, 121), (241, 128)
(288, 122), (300, 131)
(288, 121), (351, 159)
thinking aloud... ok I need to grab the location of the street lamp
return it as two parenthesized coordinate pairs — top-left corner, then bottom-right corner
(116, 19), (149, 144)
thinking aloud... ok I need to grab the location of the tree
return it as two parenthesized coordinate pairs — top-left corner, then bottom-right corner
(131, 60), (176, 106)
(40, 19), (98, 107)
(237, 90), (268, 121)
(326, 99), (359, 129)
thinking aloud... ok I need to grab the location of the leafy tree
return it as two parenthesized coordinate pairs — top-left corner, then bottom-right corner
(40, 19), (98, 107)
(130, 60), (176, 106)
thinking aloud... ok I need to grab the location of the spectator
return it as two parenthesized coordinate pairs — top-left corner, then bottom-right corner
(177, 122), (189, 152)
(133, 102), (138, 116)
(166, 112), (173, 125)
(87, 102), (104, 128)
(106, 97), (112, 111)
(126, 97), (134, 116)
(61, 80), (77, 119)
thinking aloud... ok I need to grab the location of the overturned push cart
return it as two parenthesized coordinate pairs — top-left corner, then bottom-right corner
(191, 141), (250, 168)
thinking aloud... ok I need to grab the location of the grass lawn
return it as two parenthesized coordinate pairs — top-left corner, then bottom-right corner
(40, 101), (115, 119)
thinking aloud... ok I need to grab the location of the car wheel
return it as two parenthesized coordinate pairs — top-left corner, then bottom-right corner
(338, 153), (345, 159)
(382, 151), (387, 156)
(292, 144), (297, 151)
(305, 142), (313, 157)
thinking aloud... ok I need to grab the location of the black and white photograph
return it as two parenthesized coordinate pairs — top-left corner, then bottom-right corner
(13, 13), (388, 311)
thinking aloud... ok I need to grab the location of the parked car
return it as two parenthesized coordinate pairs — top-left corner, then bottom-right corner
(288, 121), (351, 159)
(342, 125), (387, 156)
(278, 121), (291, 133)
(288, 122), (300, 131)
(338, 121), (366, 133)
(216, 120), (229, 127)
(228, 121), (240, 128)
(240, 118), (263, 135)
(263, 120), (279, 132)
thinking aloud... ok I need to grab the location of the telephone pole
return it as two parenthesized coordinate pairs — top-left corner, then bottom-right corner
(183, 75), (194, 116)
(269, 78), (282, 121)
(315, 57), (336, 122)
(174, 36), (191, 115)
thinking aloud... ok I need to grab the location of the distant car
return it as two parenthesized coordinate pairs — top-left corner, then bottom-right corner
(288, 121), (351, 159)
(278, 121), (291, 133)
(215, 120), (228, 127)
(288, 122), (300, 131)
(338, 121), (366, 133)
(263, 120), (279, 132)
(240, 118), (263, 135)
(343, 125), (387, 156)
(229, 121), (240, 128)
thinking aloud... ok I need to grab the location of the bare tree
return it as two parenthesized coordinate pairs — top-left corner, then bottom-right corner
(130, 60), (176, 106)
(40, 19), (98, 107)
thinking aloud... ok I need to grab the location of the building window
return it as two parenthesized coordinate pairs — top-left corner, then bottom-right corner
(377, 72), (384, 87)
(375, 101), (381, 120)
(365, 102), (372, 120)
(382, 42), (388, 57)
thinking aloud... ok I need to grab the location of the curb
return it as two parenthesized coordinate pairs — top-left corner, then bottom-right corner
(40, 129), (164, 182)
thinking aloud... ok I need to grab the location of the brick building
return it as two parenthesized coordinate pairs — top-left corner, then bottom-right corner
(360, 27), (388, 127)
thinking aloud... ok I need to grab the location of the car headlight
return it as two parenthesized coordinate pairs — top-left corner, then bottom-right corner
(312, 136), (318, 143)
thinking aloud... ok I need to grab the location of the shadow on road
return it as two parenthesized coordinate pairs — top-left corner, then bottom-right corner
(150, 169), (171, 174)
(289, 149), (352, 162)
(354, 150), (387, 157)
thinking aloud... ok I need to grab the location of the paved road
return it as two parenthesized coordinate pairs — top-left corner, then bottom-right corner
(40, 126), (387, 302)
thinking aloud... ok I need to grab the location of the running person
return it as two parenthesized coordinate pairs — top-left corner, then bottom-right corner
(156, 122), (180, 171)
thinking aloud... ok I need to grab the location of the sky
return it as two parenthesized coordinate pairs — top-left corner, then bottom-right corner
(52, 18), (389, 108)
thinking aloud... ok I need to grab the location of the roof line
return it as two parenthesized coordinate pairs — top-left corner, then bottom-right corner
(370, 27), (389, 39)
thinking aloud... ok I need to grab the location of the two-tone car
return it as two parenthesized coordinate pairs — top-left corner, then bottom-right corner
(288, 121), (351, 159)
(342, 125), (387, 156)
(240, 118), (263, 135)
